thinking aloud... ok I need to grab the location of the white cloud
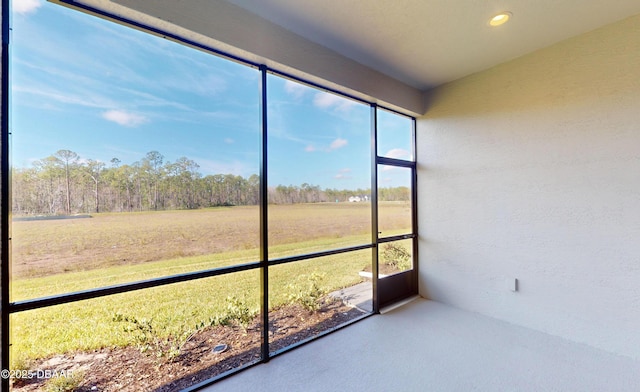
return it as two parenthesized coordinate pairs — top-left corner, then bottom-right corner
(13, 0), (42, 15)
(334, 168), (352, 180)
(161, 73), (227, 97)
(385, 148), (411, 160)
(13, 84), (117, 109)
(102, 110), (149, 127)
(329, 138), (348, 151)
(117, 87), (195, 112)
(305, 139), (347, 152)
(285, 80), (309, 99)
(313, 92), (356, 111)
(313, 92), (341, 108)
(224, 138), (235, 144)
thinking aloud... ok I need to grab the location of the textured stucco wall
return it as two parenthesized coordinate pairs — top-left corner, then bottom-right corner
(417, 14), (640, 359)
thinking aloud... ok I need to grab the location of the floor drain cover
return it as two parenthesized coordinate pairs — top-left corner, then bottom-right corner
(212, 344), (228, 354)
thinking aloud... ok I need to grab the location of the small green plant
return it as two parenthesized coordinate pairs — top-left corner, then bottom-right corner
(163, 328), (193, 361)
(221, 295), (258, 331)
(287, 272), (327, 312)
(113, 313), (156, 354)
(192, 296), (258, 332)
(112, 314), (192, 362)
(44, 370), (85, 392)
(194, 316), (225, 330)
(380, 243), (412, 271)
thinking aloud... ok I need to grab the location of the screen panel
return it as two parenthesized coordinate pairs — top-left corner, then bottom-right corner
(267, 76), (372, 255)
(10, 1), (260, 301)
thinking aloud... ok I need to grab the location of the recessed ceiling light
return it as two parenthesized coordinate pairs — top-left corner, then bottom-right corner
(489, 12), (512, 27)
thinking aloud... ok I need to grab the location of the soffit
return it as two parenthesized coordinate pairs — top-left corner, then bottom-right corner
(225, 0), (640, 89)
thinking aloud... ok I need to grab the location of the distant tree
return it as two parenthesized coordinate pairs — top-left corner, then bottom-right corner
(247, 174), (260, 205)
(142, 151), (164, 210)
(85, 159), (105, 213)
(165, 157), (200, 209)
(11, 149), (411, 215)
(54, 149), (79, 214)
(33, 156), (63, 214)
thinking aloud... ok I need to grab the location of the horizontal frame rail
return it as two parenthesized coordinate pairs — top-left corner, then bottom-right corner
(268, 243), (375, 266)
(10, 243), (378, 314)
(377, 233), (416, 243)
(377, 156), (416, 168)
(9, 261), (261, 313)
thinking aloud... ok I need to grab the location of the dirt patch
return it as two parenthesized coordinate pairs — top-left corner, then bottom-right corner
(12, 300), (366, 392)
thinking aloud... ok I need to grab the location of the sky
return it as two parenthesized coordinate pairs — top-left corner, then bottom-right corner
(10, 0), (413, 190)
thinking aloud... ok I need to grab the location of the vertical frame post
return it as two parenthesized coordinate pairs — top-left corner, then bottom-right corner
(1, 0), (10, 387)
(370, 104), (379, 313)
(258, 65), (270, 362)
(411, 118), (419, 288)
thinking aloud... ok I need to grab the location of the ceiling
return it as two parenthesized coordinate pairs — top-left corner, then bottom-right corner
(76, 0), (640, 113)
(224, 0), (640, 90)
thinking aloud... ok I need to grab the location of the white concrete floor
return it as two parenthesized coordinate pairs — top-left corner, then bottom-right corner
(203, 299), (640, 392)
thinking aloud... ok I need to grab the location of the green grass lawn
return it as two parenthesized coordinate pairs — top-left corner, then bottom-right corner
(10, 239), (378, 368)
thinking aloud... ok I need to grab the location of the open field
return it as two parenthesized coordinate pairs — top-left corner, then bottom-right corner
(10, 202), (412, 371)
(11, 202), (410, 280)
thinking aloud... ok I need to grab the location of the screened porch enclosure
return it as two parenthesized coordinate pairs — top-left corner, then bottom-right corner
(2, 2), (417, 390)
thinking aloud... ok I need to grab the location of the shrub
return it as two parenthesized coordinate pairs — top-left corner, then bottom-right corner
(380, 243), (412, 271)
(287, 272), (327, 312)
(221, 295), (258, 331)
(112, 314), (191, 361)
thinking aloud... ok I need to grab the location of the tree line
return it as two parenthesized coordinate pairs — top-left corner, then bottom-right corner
(11, 150), (410, 216)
